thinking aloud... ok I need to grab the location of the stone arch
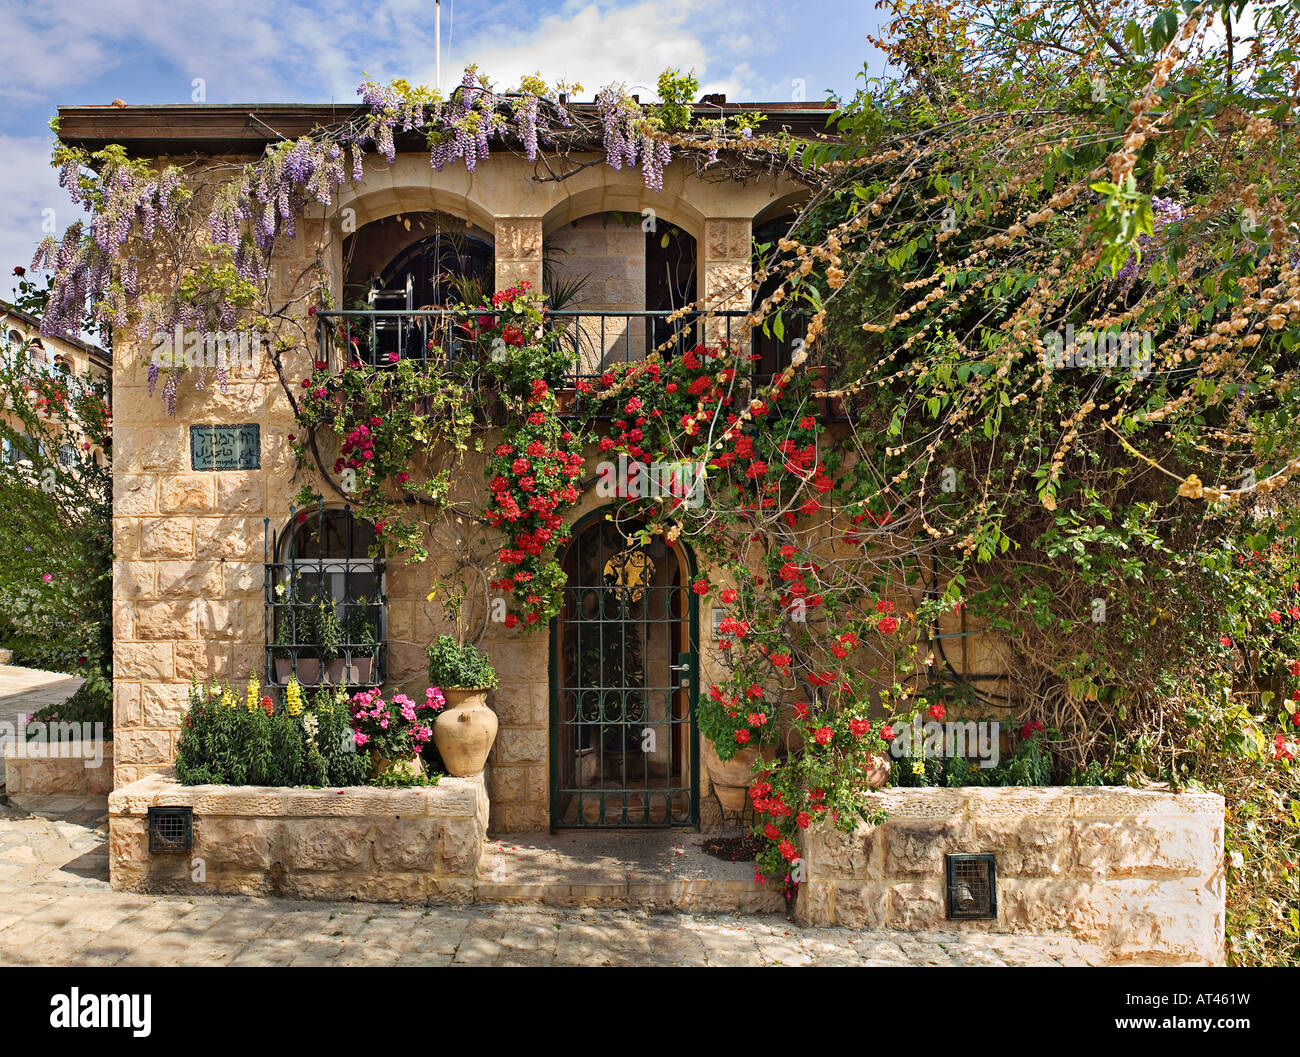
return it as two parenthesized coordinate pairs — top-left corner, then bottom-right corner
(541, 183), (705, 241)
(337, 155), (498, 234)
(753, 189), (812, 229)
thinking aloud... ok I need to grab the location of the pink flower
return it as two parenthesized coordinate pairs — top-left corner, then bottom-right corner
(41, 573), (52, 582)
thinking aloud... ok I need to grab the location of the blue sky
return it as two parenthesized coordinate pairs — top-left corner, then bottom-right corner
(0, 0), (889, 282)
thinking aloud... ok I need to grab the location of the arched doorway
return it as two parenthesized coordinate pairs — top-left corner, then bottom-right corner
(549, 510), (699, 828)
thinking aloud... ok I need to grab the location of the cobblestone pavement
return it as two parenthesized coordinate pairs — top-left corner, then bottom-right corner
(0, 796), (1107, 966)
(0, 665), (84, 786)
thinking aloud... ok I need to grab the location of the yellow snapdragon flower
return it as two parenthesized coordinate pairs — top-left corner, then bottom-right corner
(286, 675), (304, 717)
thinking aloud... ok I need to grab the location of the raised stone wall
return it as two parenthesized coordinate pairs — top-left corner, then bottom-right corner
(3, 741), (114, 795)
(795, 786), (1225, 965)
(109, 771), (489, 903)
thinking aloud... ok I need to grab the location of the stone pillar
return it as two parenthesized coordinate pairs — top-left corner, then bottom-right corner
(494, 217), (544, 292)
(700, 217), (752, 354)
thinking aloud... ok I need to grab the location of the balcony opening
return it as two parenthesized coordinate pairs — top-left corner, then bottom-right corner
(343, 211), (495, 311)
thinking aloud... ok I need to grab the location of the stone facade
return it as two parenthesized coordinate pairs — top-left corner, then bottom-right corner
(795, 786), (1225, 965)
(2, 741), (114, 796)
(109, 771), (489, 903)
(108, 144), (809, 834)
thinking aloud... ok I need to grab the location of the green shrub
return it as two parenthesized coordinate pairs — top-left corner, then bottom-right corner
(26, 669), (113, 737)
(426, 634), (497, 689)
(175, 679), (367, 787)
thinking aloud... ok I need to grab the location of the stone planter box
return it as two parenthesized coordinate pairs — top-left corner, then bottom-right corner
(3, 740), (114, 795)
(108, 771), (489, 904)
(795, 786), (1225, 965)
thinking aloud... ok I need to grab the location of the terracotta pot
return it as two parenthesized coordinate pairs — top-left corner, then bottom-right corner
(433, 687), (499, 776)
(370, 750), (425, 780)
(862, 752), (891, 789)
(704, 739), (776, 813)
(347, 656), (375, 685)
(322, 659), (347, 685)
(278, 658), (319, 685)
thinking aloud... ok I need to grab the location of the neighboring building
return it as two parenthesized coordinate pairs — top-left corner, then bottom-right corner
(54, 98), (854, 832)
(0, 299), (110, 464)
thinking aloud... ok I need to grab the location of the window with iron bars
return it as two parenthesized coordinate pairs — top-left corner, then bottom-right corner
(264, 504), (386, 689)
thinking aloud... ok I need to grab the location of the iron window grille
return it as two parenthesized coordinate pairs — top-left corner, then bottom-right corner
(945, 853), (997, 919)
(264, 503), (386, 689)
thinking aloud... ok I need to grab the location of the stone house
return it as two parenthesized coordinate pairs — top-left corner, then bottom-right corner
(1, 299), (110, 460)
(53, 99), (1227, 965)
(55, 97), (850, 833)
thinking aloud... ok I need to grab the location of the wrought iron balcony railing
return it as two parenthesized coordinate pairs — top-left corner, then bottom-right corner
(314, 308), (807, 390)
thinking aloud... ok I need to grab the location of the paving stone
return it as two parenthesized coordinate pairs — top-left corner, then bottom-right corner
(0, 791), (1111, 966)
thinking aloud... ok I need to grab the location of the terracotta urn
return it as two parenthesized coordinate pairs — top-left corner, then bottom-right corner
(862, 752), (891, 789)
(704, 739), (776, 813)
(433, 687), (499, 776)
(370, 750), (426, 780)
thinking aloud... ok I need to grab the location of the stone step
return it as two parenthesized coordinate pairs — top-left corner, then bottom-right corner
(476, 831), (784, 913)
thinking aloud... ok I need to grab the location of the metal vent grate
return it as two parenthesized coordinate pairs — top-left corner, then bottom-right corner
(945, 853), (996, 919)
(147, 806), (193, 853)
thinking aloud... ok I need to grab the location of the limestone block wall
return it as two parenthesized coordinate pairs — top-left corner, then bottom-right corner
(701, 217), (752, 353)
(109, 771), (489, 903)
(111, 209), (333, 789)
(3, 741), (114, 796)
(796, 786), (1225, 965)
(546, 214), (647, 369)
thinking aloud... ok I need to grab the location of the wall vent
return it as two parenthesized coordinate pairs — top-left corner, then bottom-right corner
(147, 806), (193, 853)
(945, 853), (996, 919)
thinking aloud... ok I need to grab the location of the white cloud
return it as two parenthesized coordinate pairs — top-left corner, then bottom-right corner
(0, 134), (63, 277)
(0, 0), (800, 107)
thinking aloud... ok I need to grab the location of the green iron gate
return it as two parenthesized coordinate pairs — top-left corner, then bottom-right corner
(549, 513), (699, 828)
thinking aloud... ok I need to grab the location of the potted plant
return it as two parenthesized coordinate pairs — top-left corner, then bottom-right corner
(348, 686), (442, 779)
(314, 594), (346, 685)
(697, 686), (779, 813)
(425, 634), (499, 776)
(274, 603), (320, 685)
(345, 596), (378, 685)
